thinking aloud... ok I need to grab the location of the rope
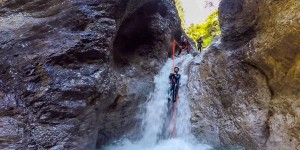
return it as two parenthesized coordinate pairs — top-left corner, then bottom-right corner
(172, 40), (176, 73)
(171, 95), (179, 137)
(170, 39), (184, 138)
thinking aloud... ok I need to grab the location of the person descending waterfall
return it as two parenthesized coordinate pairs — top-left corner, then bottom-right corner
(104, 54), (213, 150)
(177, 36), (191, 56)
(197, 36), (204, 51)
(168, 67), (181, 102)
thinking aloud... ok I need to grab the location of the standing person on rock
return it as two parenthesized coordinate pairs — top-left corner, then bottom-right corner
(168, 67), (181, 102)
(197, 36), (204, 51)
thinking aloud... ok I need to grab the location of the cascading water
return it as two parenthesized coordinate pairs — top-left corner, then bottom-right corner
(104, 54), (212, 150)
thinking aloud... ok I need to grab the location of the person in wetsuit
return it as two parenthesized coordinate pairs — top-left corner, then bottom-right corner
(168, 67), (181, 102)
(197, 36), (203, 51)
(177, 36), (191, 56)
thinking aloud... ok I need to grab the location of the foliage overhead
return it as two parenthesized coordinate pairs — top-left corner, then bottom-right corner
(174, 0), (221, 49)
(174, 0), (186, 30)
(186, 10), (221, 48)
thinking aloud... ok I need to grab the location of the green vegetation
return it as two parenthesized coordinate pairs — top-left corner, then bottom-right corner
(174, 0), (186, 30)
(174, 0), (221, 49)
(186, 10), (221, 48)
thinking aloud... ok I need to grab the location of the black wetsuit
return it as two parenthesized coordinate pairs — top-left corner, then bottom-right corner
(197, 38), (203, 51)
(168, 73), (181, 102)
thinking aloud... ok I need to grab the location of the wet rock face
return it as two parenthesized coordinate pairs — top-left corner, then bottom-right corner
(219, 0), (258, 41)
(248, 1), (300, 149)
(0, 0), (182, 149)
(189, 0), (300, 149)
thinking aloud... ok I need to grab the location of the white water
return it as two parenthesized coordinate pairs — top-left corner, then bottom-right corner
(104, 54), (212, 150)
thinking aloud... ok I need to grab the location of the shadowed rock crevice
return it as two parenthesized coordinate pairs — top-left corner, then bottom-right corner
(107, 95), (121, 110)
(243, 62), (275, 98)
(49, 44), (109, 68)
(113, 1), (170, 66)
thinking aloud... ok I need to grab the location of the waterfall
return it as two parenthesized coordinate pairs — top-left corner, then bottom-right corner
(104, 54), (212, 150)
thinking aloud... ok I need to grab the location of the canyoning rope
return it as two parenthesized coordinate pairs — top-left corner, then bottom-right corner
(172, 40), (176, 73)
(170, 39), (185, 138)
(171, 95), (179, 137)
(172, 40), (184, 70)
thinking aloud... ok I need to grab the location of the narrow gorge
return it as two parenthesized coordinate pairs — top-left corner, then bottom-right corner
(0, 0), (300, 150)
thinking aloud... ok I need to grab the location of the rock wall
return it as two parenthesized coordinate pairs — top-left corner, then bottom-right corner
(2, 0), (299, 149)
(188, 0), (300, 150)
(0, 0), (182, 149)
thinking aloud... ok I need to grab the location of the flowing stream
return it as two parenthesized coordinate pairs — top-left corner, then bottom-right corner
(104, 54), (212, 150)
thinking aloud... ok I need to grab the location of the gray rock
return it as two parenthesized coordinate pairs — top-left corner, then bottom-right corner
(0, 0), (183, 149)
(188, 0), (300, 150)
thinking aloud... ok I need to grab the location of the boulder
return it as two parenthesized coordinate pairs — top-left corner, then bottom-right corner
(188, 0), (300, 150)
(0, 0), (183, 149)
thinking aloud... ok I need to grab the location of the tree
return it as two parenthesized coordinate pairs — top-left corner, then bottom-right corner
(174, 1), (221, 49)
(186, 10), (221, 48)
(174, 0), (186, 30)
